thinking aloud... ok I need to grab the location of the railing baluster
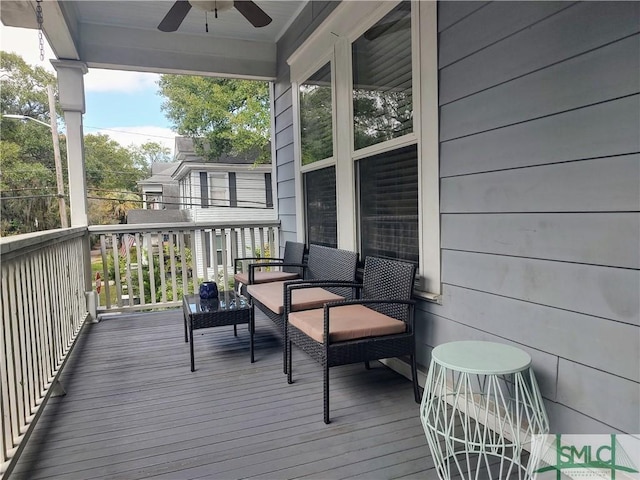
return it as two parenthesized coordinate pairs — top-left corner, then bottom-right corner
(145, 233), (156, 304)
(22, 258), (37, 416)
(177, 231), (188, 296)
(41, 248), (55, 382)
(123, 236), (134, 307)
(200, 230), (208, 282)
(111, 234), (123, 308)
(159, 231), (167, 304)
(0, 269), (11, 465)
(1, 267), (17, 453)
(100, 235), (111, 310)
(240, 228), (247, 259)
(168, 232), (178, 302)
(135, 233), (145, 306)
(220, 228), (229, 289)
(249, 227), (257, 263)
(211, 229), (220, 288)
(190, 229), (199, 293)
(7, 263), (24, 442)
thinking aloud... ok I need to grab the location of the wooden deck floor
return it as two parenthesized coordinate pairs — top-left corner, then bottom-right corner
(10, 308), (434, 479)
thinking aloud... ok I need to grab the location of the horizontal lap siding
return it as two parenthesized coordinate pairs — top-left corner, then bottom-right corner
(426, 1), (640, 433)
(274, 2), (339, 253)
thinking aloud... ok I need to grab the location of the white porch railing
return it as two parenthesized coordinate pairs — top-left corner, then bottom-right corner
(0, 227), (90, 474)
(88, 220), (280, 311)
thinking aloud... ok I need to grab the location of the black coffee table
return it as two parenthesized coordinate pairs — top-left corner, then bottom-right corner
(182, 291), (254, 371)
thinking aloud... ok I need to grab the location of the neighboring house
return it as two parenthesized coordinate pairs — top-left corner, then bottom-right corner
(136, 162), (181, 210)
(131, 137), (276, 279)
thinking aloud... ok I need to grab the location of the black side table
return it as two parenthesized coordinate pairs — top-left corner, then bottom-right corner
(182, 291), (254, 372)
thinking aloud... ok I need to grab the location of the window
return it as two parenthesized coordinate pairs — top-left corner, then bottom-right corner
(352, 2), (413, 150)
(299, 62), (333, 165)
(229, 172), (237, 207)
(288, 1), (440, 295)
(209, 173), (228, 207)
(358, 145), (418, 263)
(199, 172), (209, 208)
(265, 173), (273, 208)
(305, 166), (337, 247)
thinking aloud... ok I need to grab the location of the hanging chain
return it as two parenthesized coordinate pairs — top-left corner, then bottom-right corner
(36, 0), (45, 61)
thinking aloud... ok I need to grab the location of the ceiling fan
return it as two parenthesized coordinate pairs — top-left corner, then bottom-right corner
(158, 0), (272, 32)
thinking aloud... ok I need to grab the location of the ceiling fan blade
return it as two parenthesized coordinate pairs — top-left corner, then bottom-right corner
(233, 1), (272, 28)
(158, 1), (192, 32)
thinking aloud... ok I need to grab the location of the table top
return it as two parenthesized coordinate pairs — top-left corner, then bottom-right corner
(432, 341), (531, 375)
(184, 291), (250, 315)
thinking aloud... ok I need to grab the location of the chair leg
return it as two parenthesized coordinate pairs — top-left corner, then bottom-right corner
(411, 354), (420, 403)
(287, 341), (293, 384)
(283, 324), (288, 374)
(324, 363), (330, 424)
(364, 361), (371, 370)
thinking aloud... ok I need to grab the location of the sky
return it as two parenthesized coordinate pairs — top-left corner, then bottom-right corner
(1, 24), (178, 155)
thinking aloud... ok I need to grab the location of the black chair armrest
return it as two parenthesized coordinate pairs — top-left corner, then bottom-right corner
(234, 256), (284, 273)
(248, 262), (307, 284)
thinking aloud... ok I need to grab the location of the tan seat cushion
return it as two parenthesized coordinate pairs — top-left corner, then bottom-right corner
(288, 304), (406, 343)
(247, 282), (343, 315)
(234, 271), (299, 285)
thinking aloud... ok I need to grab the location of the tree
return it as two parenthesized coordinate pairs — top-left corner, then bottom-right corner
(133, 142), (172, 164)
(158, 76), (270, 163)
(1, 52), (58, 119)
(84, 134), (148, 225)
(1, 53), (63, 235)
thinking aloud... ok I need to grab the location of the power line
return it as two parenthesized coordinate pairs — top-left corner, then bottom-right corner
(84, 125), (176, 140)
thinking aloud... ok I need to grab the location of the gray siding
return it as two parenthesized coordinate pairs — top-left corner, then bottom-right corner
(428, 1), (640, 433)
(274, 0), (640, 434)
(273, 2), (339, 253)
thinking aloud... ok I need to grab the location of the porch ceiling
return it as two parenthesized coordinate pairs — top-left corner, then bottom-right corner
(1, 0), (307, 79)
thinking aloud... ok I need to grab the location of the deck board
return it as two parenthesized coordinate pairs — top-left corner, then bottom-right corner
(10, 309), (432, 479)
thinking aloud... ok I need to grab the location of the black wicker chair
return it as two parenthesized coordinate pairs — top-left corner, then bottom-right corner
(233, 241), (305, 296)
(285, 256), (418, 424)
(247, 244), (358, 372)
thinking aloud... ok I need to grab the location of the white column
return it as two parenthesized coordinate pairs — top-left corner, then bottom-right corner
(51, 60), (95, 314)
(51, 60), (88, 227)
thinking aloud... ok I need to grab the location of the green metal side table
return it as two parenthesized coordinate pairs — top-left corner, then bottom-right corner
(420, 341), (549, 479)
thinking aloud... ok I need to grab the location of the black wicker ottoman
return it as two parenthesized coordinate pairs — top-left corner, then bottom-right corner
(182, 291), (254, 372)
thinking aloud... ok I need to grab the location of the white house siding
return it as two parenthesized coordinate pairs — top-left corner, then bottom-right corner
(273, 1), (640, 433)
(190, 208), (277, 278)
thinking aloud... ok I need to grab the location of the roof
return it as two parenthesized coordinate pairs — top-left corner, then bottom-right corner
(137, 162), (180, 186)
(174, 136), (264, 165)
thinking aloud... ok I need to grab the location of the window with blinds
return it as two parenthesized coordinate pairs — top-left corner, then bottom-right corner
(358, 145), (418, 263)
(300, 62), (333, 165)
(304, 166), (337, 248)
(352, 1), (412, 150)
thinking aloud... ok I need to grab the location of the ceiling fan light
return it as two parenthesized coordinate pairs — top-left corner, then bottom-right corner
(189, 0), (234, 13)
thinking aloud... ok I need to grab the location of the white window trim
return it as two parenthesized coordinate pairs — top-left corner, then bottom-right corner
(288, 0), (440, 297)
(293, 53), (337, 242)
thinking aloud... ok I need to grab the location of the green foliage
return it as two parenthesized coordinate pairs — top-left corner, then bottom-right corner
(107, 243), (195, 304)
(85, 133), (149, 191)
(158, 75), (270, 163)
(1, 51), (152, 234)
(134, 142), (172, 164)
(0, 52), (57, 119)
